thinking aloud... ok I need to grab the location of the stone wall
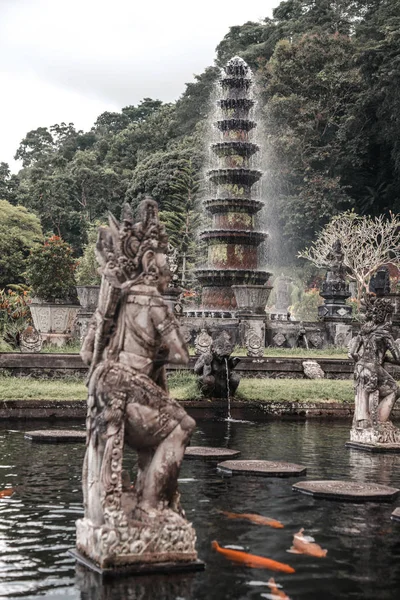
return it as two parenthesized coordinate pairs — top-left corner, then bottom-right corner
(2, 352), (400, 380)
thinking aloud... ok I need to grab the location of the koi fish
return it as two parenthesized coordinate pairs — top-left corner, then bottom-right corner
(264, 577), (290, 599)
(0, 489), (14, 498)
(211, 541), (295, 573)
(287, 528), (327, 558)
(221, 511), (284, 529)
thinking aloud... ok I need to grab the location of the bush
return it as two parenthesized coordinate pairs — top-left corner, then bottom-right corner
(25, 235), (77, 302)
(0, 286), (32, 348)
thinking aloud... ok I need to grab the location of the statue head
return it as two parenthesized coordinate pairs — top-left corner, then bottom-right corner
(96, 197), (169, 289)
(364, 295), (394, 324)
(212, 331), (234, 359)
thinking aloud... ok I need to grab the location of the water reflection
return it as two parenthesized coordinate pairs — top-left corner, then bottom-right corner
(75, 565), (197, 600)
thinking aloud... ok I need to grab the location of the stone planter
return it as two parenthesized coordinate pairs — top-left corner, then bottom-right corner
(232, 284), (272, 315)
(76, 286), (100, 342)
(76, 286), (100, 311)
(29, 301), (80, 347)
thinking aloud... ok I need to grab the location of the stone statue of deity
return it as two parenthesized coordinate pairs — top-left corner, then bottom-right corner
(348, 296), (400, 445)
(193, 331), (240, 398)
(76, 198), (199, 570)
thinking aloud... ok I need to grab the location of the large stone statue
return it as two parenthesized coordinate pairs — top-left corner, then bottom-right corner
(348, 296), (400, 446)
(319, 239), (352, 321)
(75, 199), (199, 571)
(193, 331), (240, 398)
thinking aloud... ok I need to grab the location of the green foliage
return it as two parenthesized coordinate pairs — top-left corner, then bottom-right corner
(0, 200), (43, 288)
(159, 160), (202, 285)
(290, 286), (324, 321)
(0, 287), (32, 348)
(75, 222), (103, 285)
(25, 235), (77, 301)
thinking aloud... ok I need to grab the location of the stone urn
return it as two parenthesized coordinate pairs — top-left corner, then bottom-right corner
(29, 300), (80, 347)
(232, 284), (272, 315)
(76, 285), (100, 342)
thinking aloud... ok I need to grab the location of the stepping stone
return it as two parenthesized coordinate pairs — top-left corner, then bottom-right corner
(391, 507), (400, 522)
(24, 430), (86, 443)
(217, 459), (306, 477)
(293, 480), (399, 502)
(346, 441), (400, 453)
(184, 446), (240, 460)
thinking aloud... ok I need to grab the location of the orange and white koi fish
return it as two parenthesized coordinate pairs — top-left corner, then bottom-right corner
(212, 541), (295, 573)
(221, 511), (284, 529)
(0, 489), (14, 498)
(265, 577), (290, 599)
(288, 528), (327, 558)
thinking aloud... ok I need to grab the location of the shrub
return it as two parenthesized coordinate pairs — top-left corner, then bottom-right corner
(25, 235), (77, 302)
(0, 286), (32, 348)
(75, 223), (102, 286)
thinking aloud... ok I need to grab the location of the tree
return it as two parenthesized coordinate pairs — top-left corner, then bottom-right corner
(0, 200), (43, 288)
(299, 211), (400, 305)
(260, 32), (362, 260)
(159, 161), (202, 285)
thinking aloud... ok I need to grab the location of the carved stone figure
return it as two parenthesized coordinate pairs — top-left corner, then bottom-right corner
(193, 331), (240, 398)
(75, 198), (199, 570)
(20, 325), (42, 353)
(244, 321), (264, 357)
(348, 296), (400, 445)
(194, 328), (213, 355)
(319, 239), (351, 321)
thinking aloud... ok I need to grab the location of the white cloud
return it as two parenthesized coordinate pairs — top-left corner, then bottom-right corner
(0, 0), (276, 171)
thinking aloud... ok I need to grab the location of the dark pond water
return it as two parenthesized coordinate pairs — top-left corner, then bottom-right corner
(1, 419), (400, 600)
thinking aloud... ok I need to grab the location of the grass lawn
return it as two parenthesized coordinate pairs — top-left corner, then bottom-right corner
(0, 372), (354, 404)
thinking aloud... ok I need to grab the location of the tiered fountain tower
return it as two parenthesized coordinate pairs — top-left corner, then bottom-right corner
(196, 57), (271, 315)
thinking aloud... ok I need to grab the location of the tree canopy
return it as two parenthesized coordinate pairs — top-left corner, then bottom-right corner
(3, 0), (400, 285)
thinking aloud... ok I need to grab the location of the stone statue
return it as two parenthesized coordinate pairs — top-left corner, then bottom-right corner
(244, 324), (264, 358)
(194, 328), (213, 355)
(20, 325), (42, 353)
(76, 198), (199, 570)
(319, 239), (351, 320)
(348, 296), (400, 445)
(193, 331), (240, 398)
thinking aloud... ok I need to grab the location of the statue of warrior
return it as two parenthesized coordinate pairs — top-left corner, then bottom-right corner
(348, 296), (400, 444)
(76, 198), (198, 568)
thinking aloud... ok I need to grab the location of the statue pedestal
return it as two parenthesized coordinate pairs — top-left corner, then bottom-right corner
(69, 548), (204, 577)
(346, 422), (400, 452)
(75, 513), (201, 573)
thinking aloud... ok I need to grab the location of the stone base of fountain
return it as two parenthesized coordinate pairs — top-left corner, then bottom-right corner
(69, 549), (205, 577)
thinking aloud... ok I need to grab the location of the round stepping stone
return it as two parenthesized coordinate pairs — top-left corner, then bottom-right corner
(217, 459), (306, 477)
(391, 507), (400, 522)
(184, 446), (240, 460)
(24, 430), (86, 443)
(293, 480), (399, 502)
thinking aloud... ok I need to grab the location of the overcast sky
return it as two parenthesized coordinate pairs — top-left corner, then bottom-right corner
(0, 0), (276, 172)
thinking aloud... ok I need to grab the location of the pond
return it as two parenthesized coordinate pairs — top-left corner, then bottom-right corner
(1, 420), (400, 600)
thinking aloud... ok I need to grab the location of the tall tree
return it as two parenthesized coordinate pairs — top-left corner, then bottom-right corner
(0, 200), (43, 287)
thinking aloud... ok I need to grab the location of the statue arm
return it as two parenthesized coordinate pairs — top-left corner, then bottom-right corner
(348, 335), (362, 361)
(386, 336), (400, 365)
(151, 305), (189, 365)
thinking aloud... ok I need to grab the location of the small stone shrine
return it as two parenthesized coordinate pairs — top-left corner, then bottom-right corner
(72, 199), (202, 573)
(20, 325), (42, 353)
(347, 296), (400, 450)
(193, 331), (240, 398)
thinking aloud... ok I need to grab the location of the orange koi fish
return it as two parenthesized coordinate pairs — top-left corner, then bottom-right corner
(212, 540), (295, 573)
(264, 577), (290, 599)
(221, 511), (284, 529)
(0, 488), (14, 498)
(288, 528), (327, 558)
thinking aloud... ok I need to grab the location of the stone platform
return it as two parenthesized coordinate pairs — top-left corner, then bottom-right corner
(217, 459), (306, 477)
(24, 429), (86, 443)
(391, 507), (400, 522)
(69, 549), (205, 578)
(184, 447), (240, 459)
(293, 480), (400, 502)
(345, 441), (400, 453)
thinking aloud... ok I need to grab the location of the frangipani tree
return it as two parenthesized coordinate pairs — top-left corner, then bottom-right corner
(299, 211), (400, 306)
